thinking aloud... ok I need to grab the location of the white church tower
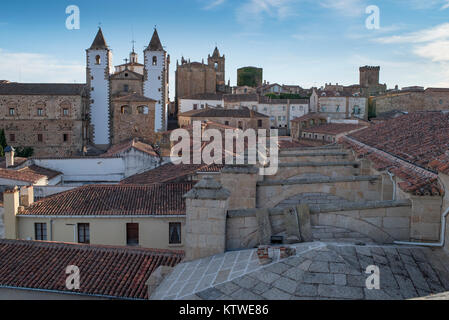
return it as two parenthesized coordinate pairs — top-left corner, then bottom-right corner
(86, 28), (113, 149)
(144, 29), (169, 132)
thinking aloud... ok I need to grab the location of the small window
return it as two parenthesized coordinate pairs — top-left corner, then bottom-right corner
(124, 84), (129, 92)
(121, 105), (131, 114)
(9, 108), (15, 116)
(35, 223), (47, 241)
(78, 223), (90, 244)
(225, 121), (230, 126)
(37, 134), (43, 142)
(201, 104), (205, 109)
(193, 104), (198, 110)
(137, 106), (149, 115)
(63, 108), (69, 116)
(63, 133), (69, 142)
(37, 108), (43, 116)
(126, 223), (139, 246)
(9, 134), (15, 142)
(214, 62), (218, 70)
(258, 120), (263, 128)
(95, 55), (101, 65)
(169, 223), (182, 245)
(238, 121), (243, 129)
(91, 87), (94, 91)
(152, 56), (157, 66)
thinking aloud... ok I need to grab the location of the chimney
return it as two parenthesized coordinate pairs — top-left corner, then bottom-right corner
(20, 186), (34, 207)
(4, 146), (15, 168)
(3, 186), (20, 239)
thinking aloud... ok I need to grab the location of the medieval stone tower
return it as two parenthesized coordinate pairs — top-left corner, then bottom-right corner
(144, 29), (170, 132)
(359, 66), (380, 88)
(86, 28), (113, 148)
(208, 47), (225, 89)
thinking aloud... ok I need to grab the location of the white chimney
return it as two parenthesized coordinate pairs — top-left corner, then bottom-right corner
(4, 146), (15, 168)
(20, 186), (34, 207)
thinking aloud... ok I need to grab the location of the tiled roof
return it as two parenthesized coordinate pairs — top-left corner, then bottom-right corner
(341, 136), (442, 196)
(89, 28), (108, 50)
(121, 163), (222, 185)
(349, 111), (449, 168)
(429, 152), (449, 175)
(278, 140), (314, 149)
(0, 83), (87, 96)
(147, 29), (164, 51)
(0, 157), (28, 169)
(102, 139), (159, 158)
(0, 167), (49, 184)
(303, 123), (367, 135)
(0, 239), (183, 300)
(21, 165), (62, 181)
(179, 107), (268, 118)
(223, 94), (259, 102)
(291, 113), (327, 123)
(18, 183), (194, 216)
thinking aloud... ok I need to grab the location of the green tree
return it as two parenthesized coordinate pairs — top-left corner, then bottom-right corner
(0, 129), (7, 150)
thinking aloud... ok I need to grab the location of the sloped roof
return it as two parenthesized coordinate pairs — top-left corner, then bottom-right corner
(303, 123), (367, 135)
(0, 239), (183, 300)
(223, 93), (259, 103)
(0, 83), (87, 96)
(102, 139), (159, 157)
(89, 28), (108, 50)
(0, 165), (61, 184)
(146, 29), (164, 51)
(429, 152), (449, 175)
(18, 183), (194, 216)
(112, 93), (156, 103)
(179, 107), (268, 118)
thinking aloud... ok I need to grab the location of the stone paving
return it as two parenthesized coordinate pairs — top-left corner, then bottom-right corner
(312, 226), (376, 245)
(152, 242), (449, 300)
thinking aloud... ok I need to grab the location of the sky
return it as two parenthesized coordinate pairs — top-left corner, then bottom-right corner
(1, 0), (449, 99)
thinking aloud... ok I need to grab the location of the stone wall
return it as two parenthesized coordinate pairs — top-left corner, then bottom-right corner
(226, 200), (412, 250)
(0, 94), (88, 157)
(257, 175), (382, 208)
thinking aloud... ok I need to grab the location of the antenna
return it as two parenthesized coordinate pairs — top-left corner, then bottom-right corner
(131, 25), (136, 52)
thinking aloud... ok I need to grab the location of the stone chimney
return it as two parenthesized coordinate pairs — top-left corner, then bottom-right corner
(20, 186), (34, 207)
(220, 165), (259, 210)
(183, 177), (230, 261)
(3, 187), (20, 239)
(4, 146), (15, 168)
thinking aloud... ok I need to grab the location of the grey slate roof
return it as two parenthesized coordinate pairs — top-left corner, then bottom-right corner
(0, 83), (87, 96)
(89, 28), (108, 50)
(147, 29), (164, 51)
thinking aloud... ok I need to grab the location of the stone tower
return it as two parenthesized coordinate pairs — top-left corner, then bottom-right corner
(144, 29), (169, 132)
(359, 66), (380, 88)
(86, 28), (113, 148)
(208, 47), (225, 89)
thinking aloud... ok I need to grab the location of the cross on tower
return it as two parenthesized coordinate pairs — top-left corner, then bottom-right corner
(131, 40), (136, 52)
(124, 58), (129, 64)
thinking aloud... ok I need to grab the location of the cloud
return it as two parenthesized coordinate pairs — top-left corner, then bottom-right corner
(0, 49), (84, 83)
(441, 0), (449, 9)
(203, 0), (226, 10)
(414, 41), (449, 62)
(375, 23), (449, 44)
(319, 0), (366, 17)
(236, 0), (299, 27)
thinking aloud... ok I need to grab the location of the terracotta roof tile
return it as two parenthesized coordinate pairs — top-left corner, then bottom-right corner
(0, 239), (183, 300)
(102, 139), (159, 158)
(19, 183), (194, 216)
(303, 123), (367, 135)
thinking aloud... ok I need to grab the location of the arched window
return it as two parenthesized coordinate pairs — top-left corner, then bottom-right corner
(214, 62), (218, 70)
(152, 56), (157, 66)
(121, 105), (131, 115)
(95, 55), (101, 65)
(137, 106), (149, 115)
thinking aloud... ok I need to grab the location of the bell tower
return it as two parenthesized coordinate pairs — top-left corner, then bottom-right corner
(208, 47), (225, 88)
(86, 28), (113, 148)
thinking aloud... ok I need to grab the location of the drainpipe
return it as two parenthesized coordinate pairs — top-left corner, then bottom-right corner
(394, 176), (448, 247)
(387, 170), (396, 201)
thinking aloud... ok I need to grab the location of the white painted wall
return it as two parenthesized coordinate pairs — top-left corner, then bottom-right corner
(144, 49), (166, 132)
(87, 49), (112, 145)
(32, 158), (125, 183)
(179, 98), (223, 114)
(118, 148), (161, 178)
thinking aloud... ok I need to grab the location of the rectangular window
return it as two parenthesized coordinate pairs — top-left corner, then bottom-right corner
(193, 104), (198, 110)
(169, 222), (182, 244)
(63, 108), (69, 116)
(37, 108), (43, 116)
(124, 84), (129, 92)
(37, 134), (43, 142)
(126, 223), (139, 246)
(63, 134), (68, 142)
(9, 108), (14, 116)
(9, 134), (15, 142)
(258, 120), (263, 128)
(224, 121), (230, 126)
(78, 223), (90, 244)
(34, 223), (47, 241)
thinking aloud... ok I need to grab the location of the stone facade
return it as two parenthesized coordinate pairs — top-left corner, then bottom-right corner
(0, 92), (89, 157)
(111, 95), (156, 145)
